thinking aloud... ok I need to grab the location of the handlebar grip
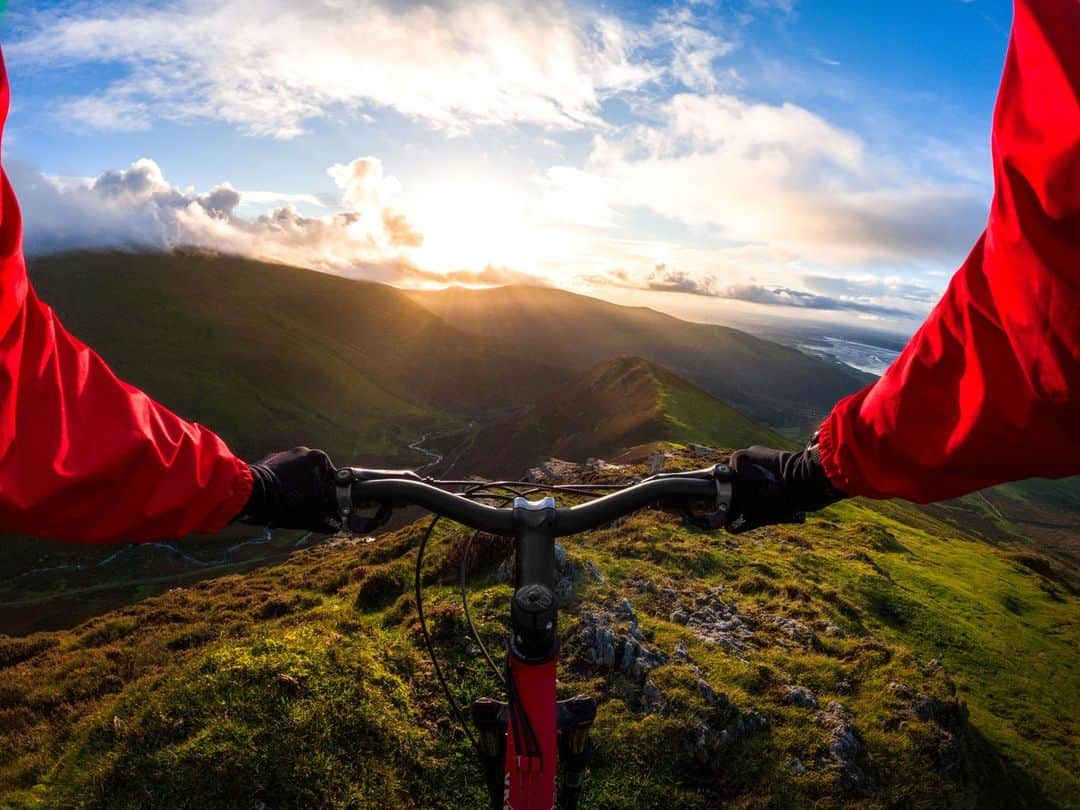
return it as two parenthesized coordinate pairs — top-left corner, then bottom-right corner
(335, 467), (425, 485)
(332, 468), (426, 533)
(645, 463), (732, 483)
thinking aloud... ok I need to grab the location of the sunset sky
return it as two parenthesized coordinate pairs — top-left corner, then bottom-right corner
(1, 0), (1013, 333)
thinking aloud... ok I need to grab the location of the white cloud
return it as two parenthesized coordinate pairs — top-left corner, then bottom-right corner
(549, 92), (988, 266)
(238, 190), (327, 209)
(647, 8), (736, 93)
(11, 155), (404, 272)
(800, 273), (942, 304)
(582, 263), (915, 318)
(60, 92), (152, 133)
(10, 0), (673, 138)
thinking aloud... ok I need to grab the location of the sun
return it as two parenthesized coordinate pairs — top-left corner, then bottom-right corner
(406, 170), (541, 277)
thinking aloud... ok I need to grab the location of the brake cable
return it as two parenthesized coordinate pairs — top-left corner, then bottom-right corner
(414, 511), (481, 752)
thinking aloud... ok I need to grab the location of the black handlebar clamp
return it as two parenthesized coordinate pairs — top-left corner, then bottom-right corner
(509, 496), (559, 664)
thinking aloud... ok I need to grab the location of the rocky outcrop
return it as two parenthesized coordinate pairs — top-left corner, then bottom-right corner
(495, 540), (605, 601)
(883, 680), (969, 776)
(652, 584), (756, 652)
(571, 597), (769, 769)
(816, 701), (873, 796)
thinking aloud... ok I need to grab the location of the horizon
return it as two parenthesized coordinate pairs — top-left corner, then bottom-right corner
(1, 0), (1012, 335)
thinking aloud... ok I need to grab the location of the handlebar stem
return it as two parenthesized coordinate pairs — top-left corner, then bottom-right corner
(510, 497), (559, 664)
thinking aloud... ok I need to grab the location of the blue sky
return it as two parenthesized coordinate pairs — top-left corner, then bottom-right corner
(0, 0), (1014, 333)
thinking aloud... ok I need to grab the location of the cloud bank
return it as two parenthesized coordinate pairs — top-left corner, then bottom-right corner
(586, 263), (932, 319)
(10, 156), (543, 288)
(4, 0), (984, 325)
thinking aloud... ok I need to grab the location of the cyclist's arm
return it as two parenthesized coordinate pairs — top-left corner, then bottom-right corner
(0, 51), (252, 543)
(818, 0), (1080, 502)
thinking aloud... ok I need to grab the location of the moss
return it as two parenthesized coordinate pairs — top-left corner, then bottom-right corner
(354, 561), (411, 612)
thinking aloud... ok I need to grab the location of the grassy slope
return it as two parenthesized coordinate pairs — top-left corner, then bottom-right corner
(649, 359), (792, 449)
(0, 451), (1074, 808)
(814, 500), (1078, 803)
(407, 286), (872, 428)
(919, 479), (1080, 574)
(29, 251), (569, 462)
(441, 356), (793, 476)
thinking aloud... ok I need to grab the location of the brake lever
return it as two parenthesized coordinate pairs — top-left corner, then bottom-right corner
(333, 467), (427, 534)
(649, 464), (734, 530)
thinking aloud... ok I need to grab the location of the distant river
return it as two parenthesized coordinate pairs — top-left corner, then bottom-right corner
(797, 336), (902, 376)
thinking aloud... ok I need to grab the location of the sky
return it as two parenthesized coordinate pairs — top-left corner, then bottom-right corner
(0, 0), (1014, 334)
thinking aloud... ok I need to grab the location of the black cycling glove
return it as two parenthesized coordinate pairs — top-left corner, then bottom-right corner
(726, 439), (846, 534)
(238, 447), (338, 533)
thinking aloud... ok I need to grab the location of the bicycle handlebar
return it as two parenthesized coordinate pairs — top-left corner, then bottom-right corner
(334, 465), (733, 537)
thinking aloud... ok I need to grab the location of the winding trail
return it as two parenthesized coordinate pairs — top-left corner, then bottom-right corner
(407, 421), (479, 474)
(408, 433), (445, 472)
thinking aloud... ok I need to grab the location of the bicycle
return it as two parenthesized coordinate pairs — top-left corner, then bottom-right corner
(333, 463), (733, 810)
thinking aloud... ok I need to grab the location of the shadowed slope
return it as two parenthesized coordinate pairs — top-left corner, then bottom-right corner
(407, 285), (873, 428)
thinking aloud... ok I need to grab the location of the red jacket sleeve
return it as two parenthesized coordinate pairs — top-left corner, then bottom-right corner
(818, 0), (1080, 503)
(0, 51), (252, 542)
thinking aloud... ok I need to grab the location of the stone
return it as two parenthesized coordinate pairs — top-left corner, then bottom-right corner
(886, 681), (915, 700)
(914, 694), (938, 721)
(692, 721), (711, 764)
(736, 710), (768, 736)
(696, 679), (718, 706)
(784, 685), (819, 709)
(615, 597), (636, 619)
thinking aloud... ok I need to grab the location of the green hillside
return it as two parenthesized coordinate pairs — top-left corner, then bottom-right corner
(445, 356), (794, 475)
(29, 251), (569, 464)
(922, 478), (1080, 574)
(1, 252), (1077, 808)
(407, 285), (873, 428)
(0, 450), (1075, 809)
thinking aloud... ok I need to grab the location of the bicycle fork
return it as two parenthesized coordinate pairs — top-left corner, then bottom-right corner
(473, 694), (598, 810)
(472, 496), (598, 810)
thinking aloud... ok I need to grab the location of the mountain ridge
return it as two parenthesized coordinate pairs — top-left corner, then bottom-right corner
(440, 355), (795, 476)
(28, 251), (572, 463)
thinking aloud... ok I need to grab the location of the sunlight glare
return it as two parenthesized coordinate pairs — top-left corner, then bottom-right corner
(407, 170), (542, 279)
